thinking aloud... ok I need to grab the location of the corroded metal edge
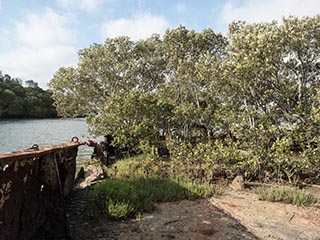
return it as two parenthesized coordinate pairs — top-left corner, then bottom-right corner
(0, 141), (86, 162)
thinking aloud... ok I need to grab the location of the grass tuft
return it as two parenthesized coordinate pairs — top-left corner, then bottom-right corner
(256, 186), (318, 206)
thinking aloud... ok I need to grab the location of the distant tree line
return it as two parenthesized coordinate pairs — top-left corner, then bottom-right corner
(0, 71), (57, 118)
(50, 15), (319, 183)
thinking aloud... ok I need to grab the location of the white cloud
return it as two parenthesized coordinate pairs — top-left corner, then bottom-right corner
(0, 8), (77, 88)
(57, 0), (107, 12)
(0, 46), (77, 88)
(220, 0), (320, 25)
(15, 8), (75, 47)
(101, 12), (170, 40)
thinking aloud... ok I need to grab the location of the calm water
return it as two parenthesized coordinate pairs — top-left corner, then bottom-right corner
(0, 118), (101, 164)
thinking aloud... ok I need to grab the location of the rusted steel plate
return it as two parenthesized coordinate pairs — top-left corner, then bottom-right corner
(0, 139), (84, 240)
(1, 156), (43, 240)
(39, 153), (71, 239)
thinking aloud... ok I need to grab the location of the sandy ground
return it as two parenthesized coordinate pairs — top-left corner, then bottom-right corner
(210, 189), (320, 240)
(62, 185), (320, 240)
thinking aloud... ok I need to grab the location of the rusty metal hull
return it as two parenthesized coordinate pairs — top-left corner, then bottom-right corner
(0, 140), (85, 240)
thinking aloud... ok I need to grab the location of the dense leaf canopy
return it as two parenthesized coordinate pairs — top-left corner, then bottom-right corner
(50, 16), (320, 182)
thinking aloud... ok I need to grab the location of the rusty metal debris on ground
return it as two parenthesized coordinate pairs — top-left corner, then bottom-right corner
(0, 137), (94, 240)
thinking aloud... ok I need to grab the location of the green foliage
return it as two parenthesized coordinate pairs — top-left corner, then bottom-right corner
(50, 15), (320, 183)
(105, 154), (172, 180)
(221, 15), (320, 182)
(89, 156), (219, 219)
(105, 155), (150, 179)
(50, 27), (228, 149)
(256, 186), (318, 206)
(0, 73), (57, 118)
(167, 137), (248, 182)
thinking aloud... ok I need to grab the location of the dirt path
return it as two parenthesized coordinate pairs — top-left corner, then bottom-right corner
(65, 186), (320, 240)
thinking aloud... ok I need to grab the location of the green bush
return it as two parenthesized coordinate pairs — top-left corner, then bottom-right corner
(256, 186), (318, 206)
(167, 138), (248, 183)
(106, 155), (147, 179)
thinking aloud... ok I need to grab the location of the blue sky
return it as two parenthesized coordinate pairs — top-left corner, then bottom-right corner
(0, 0), (319, 88)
